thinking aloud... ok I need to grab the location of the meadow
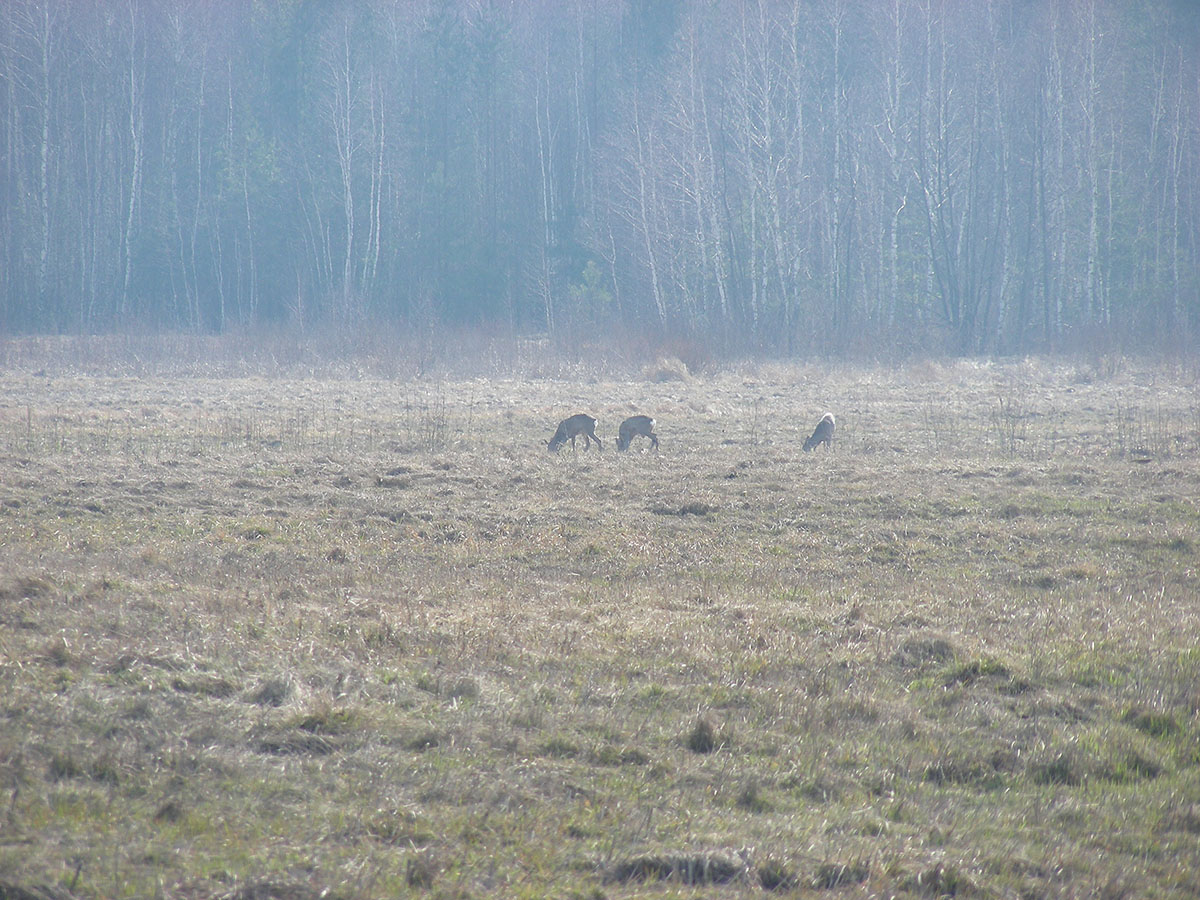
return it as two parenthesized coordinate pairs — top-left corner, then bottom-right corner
(1, 347), (1198, 899)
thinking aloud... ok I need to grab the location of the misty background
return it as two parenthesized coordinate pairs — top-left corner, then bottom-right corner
(2, 0), (1197, 360)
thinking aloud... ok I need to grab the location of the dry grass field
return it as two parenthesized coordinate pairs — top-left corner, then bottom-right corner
(1, 346), (1199, 899)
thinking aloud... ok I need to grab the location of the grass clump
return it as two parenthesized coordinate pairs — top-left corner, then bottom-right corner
(247, 676), (294, 707)
(255, 731), (340, 757)
(899, 863), (978, 897)
(405, 852), (438, 889)
(171, 674), (239, 698)
(0, 575), (54, 600)
(893, 634), (958, 670)
(651, 501), (717, 517)
(1163, 804), (1200, 834)
(287, 705), (359, 735)
(47, 752), (85, 782)
(922, 752), (1006, 789)
(1121, 705), (1181, 738)
(813, 860), (870, 889)
(757, 859), (798, 891)
(606, 850), (745, 885)
(539, 735), (580, 759)
(589, 743), (650, 766)
(734, 779), (772, 812)
(686, 714), (723, 754)
(1031, 730), (1165, 786)
(405, 729), (445, 752)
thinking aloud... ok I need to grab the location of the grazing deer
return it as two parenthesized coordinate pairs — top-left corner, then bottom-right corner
(547, 413), (603, 452)
(802, 413), (835, 452)
(617, 415), (658, 452)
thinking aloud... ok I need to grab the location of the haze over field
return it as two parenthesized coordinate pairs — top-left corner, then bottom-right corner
(1, 0), (1198, 357)
(3, 1), (1200, 895)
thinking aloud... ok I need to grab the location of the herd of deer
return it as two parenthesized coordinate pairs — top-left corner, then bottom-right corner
(546, 411), (835, 453)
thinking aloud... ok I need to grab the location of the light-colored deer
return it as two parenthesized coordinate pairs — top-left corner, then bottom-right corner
(802, 413), (835, 452)
(617, 415), (658, 452)
(547, 413), (603, 452)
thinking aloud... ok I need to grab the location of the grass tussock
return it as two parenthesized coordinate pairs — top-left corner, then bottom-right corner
(606, 850), (746, 885)
(899, 862), (979, 897)
(813, 859), (871, 889)
(0, 356), (1198, 898)
(686, 713), (724, 753)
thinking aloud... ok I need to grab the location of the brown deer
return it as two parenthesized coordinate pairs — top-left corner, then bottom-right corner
(617, 415), (658, 452)
(802, 413), (835, 452)
(547, 413), (603, 452)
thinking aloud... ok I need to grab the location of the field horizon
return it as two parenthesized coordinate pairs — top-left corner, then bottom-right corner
(1, 351), (1198, 899)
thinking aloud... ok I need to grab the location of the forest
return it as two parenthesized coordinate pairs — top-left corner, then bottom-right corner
(2, 0), (1198, 358)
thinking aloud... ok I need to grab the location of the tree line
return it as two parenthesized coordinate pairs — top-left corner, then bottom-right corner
(2, 0), (1197, 357)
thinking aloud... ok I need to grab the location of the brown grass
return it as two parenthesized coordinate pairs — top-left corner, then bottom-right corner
(0, 353), (1198, 898)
